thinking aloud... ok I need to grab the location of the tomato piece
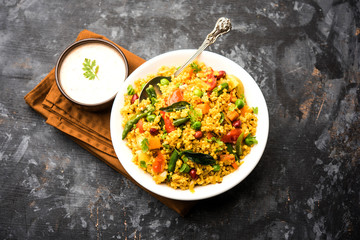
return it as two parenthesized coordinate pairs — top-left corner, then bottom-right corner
(160, 111), (175, 133)
(152, 151), (165, 174)
(136, 119), (144, 133)
(221, 128), (242, 144)
(168, 89), (184, 105)
(204, 68), (217, 91)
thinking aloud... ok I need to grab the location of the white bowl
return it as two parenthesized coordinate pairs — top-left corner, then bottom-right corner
(110, 50), (269, 201)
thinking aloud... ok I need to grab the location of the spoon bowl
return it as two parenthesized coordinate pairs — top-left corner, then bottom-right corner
(139, 76), (171, 100)
(139, 17), (231, 101)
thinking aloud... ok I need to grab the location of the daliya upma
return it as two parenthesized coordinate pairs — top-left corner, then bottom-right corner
(121, 61), (258, 192)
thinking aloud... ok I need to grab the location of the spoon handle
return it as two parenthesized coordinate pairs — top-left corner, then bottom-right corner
(174, 17), (232, 77)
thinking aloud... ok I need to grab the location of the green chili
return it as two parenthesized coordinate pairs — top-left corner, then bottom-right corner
(146, 85), (157, 99)
(145, 85), (157, 104)
(219, 112), (225, 124)
(182, 155), (189, 162)
(122, 107), (154, 139)
(179, 163), (190, 173)
(159, 101), (190, 112)
(168, 149), (179, 172)
(214, 82), (229, 96)
(235, 133), (245, 158)
(173, 117), (190, 127)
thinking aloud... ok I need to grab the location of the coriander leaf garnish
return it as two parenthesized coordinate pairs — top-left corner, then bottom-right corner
(213, 137), (224, 146)
(82, 58), (99, 80)
(189, 106), (202, 124)
(190, 62), (202, 73)
(141, 138), (149, 152)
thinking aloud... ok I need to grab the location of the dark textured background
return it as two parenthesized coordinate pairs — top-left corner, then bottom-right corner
(0, 0), (359, 239)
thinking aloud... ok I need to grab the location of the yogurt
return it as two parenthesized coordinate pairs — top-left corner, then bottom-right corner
(58, 41), (127, 105)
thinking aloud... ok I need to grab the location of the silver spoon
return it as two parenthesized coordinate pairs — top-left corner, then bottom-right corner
(139, 17), (232, 101)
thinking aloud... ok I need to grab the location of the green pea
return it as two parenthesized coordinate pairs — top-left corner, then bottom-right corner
(173, 117), (190, 127)
(235, 99), (245, 109)
(146, 114), (156, 122)
(168, 149), (179, 172)
(160, 78), (170, 86)
(212, 164), (221, 172)
(244, 135), (258, 146)
(193, 89), (203, 97)
(191, 121), (201, 130)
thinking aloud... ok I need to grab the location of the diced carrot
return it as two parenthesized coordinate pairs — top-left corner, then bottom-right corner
(241, 105), (251, 117)
(227, 110), (239, 121)
(220, 154), (235, 161)
(196, 103), (210, 114)
(232, 162), (239, 169)
(220, 154), (235, 165)
(148, 136), (161, 150)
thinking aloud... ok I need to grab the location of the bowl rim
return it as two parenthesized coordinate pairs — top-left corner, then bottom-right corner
(55, 38), (129, 107)
(110, 49), (269, 201)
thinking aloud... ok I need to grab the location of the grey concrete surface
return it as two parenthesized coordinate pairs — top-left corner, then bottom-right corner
(0, 0), (359, 239)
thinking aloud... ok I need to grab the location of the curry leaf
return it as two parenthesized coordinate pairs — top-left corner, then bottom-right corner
(190, 62), (202, 73)
(182, 151), (216, 165)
